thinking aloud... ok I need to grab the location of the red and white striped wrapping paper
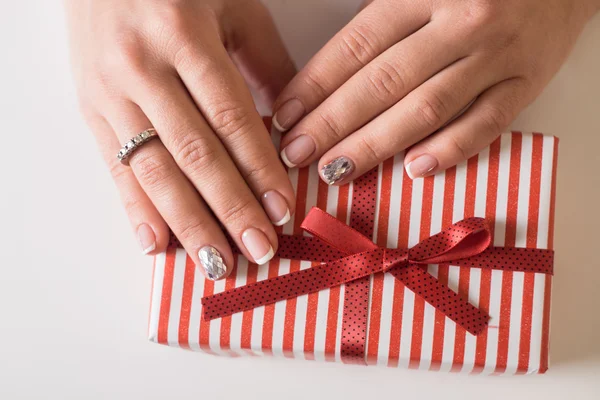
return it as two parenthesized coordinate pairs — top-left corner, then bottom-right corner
(148, 124), (558, 374)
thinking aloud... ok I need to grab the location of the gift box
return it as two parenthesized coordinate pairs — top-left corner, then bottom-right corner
(148, 117), (558, 374)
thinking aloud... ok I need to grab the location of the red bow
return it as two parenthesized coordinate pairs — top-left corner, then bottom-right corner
(201, 207), (553, 348)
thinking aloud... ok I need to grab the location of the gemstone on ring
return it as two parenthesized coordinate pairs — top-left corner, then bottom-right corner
(116, 128), (159, 165)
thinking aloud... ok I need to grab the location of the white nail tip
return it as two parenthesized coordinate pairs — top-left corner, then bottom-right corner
(273, 209), (291, 227)
(142, 243), (156, 255)
(254, 247), (275, 265)
(280, 149), (296, 168)
(405, 161), (416, 180)
(272, 114), (288, 132)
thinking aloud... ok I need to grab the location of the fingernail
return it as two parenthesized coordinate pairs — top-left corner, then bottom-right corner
(280, 135), (316, 168)
(406, 154), (438, 179)
(272, 99), (305, 132)
(321, 156), (354, 185)
(242, 228), (275, 265)
(262, 190), (291, 226)
(137, 224), (156, 255)
(198, 246), (228, 280)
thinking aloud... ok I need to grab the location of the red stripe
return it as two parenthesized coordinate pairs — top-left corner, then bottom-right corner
(430, 167), (456, 370)
(494, 133), (522, 373)
(451, 156), (478, 371)
(387, 167), (412, 367)
(540, 137), (558, 373)
(324, 184), (350, 361)
(199, 276), (215, 353)
(367, 159), (393, 364)
(472, 138), (501, 373)
(157, 249), (176, 345)
(408, 175), (434, 368)
(283, 168), (310, 357)
(219, 259), (238, 357)
(178, 256), (196, 349)
(304, 179), (330, 360)
(516, 133), (543, 373)
(260, 258), (280, 356)
(241, 262), (259, 355)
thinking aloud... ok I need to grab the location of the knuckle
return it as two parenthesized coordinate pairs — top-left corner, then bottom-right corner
(301, 71), (330, 99)
(480, 103), (511, 133)
(242, 156), (272, 183)
(339, 24), (380, 65)
(220, 197), (254, 228)
(109, 160), (132, 183)
(173, 134), (219, 172)
(413, 92), (448, 129)
(367, 60), (407, 102)
(133, 152), (176, 190)
(176, 218), (208, 244)
(206, 103), (257, 141)
(315, 111), (345, 143)
(358, 134), (386, 162)
(448, 134), (471, 161)
(121, 194), (145, 218)
(460, 1), (500, 32)
(102, 36), (149, 77)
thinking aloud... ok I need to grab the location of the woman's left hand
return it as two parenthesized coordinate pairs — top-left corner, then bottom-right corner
(273, 0), (600, 184)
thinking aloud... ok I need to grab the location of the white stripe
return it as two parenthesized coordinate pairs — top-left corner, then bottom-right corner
(167, 249), (186, 346)
(284, 168), (299, 236)
(474, 146), (490, 218)
(461, 267), (481, 373)
(148, 252), (166, 342)
(505, 134), (533, 372)
(528, 135), (555, 372)
(187, 262), (205, 351)
(377, 272), (396, 365)
(419, 172), (446, 369)
(528, 273), (546, 373)
(387, 153), (404, 249)
(334, 284), (345, 363)
(397, 289), (415, 368)
(440, 266), (460, 371)
(453, 160), (467, 221)
(482, 133), (512, 373)
(408, 177), (423, 247)
(313, 287), (331, 361)
(326, 185), (339, 218)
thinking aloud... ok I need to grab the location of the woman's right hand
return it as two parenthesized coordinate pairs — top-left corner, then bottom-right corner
(66, 0), (297, 279)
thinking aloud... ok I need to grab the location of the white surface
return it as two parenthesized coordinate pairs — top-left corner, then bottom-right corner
(1, 1), (599, 399)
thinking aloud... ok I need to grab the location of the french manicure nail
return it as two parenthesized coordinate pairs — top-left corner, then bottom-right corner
(321, 156), (355, 185)
(262, 190), (291, 226)
(280, 135), (316, 168)
(272, 99), (305, 132)
(137, 223), (156, 255)
(242, 228), (275, 265)
(198, 246), (228, 280)
(406, 154), (438, 179)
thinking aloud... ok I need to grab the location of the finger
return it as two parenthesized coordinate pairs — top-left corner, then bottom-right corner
(271, 0), (431, 131)
(279, 20), (467, 169)
(318, 55), (501, 184)
(225, 1), (297, 108)
(404, 77), (531, 178)
(173, 27), (295, 227)
(85, 111), (169, 255)
(106, 101), (235, 280)
(128, 72), (280, 266)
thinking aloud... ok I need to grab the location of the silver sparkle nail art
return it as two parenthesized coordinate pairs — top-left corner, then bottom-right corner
(198, 246), (227, 280)
(321, 156), (354, 185)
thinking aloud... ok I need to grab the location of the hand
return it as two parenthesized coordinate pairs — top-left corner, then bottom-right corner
(66, 0), (297, 279)
(273, 0), (600, 184)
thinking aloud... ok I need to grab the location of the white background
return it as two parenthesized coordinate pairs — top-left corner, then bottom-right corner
(2, 1), (600, 399)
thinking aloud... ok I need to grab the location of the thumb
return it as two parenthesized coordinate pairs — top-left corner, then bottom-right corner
(226, 2), (297, 110)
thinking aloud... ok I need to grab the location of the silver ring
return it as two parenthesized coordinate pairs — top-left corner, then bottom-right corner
(117, 128), (159, 165)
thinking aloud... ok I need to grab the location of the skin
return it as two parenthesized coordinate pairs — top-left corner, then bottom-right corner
(66, 0), (297, 277)
(275, 0), (600, 183)
(67, 0), (599, 277)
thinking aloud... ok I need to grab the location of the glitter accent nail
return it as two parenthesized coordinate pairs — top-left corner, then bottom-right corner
(198, 246), (228, 280)
(321, 156), (354, 185)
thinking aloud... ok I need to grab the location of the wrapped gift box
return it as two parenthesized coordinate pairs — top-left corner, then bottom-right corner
(148, 117), (557, 374)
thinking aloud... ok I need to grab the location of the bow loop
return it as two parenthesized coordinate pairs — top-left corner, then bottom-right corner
(407, 217), (492, 265)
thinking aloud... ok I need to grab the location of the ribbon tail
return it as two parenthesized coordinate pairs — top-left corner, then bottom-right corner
(388, 264), (489, 335)
(201, 248), (386, 321)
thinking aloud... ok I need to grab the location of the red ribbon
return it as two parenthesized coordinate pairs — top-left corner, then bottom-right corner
(200, 171), (554, 364)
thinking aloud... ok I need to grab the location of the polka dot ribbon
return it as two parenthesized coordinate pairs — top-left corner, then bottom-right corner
(200, 176), (554, 365)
